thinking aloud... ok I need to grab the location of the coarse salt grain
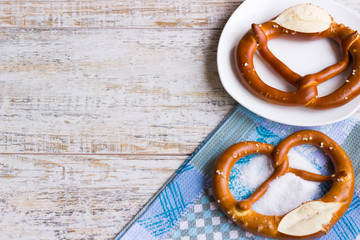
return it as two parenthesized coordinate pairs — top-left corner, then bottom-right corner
(287, 150), (320, 172)
(251, 173), (321, 215)
(235, 155), (274, 191)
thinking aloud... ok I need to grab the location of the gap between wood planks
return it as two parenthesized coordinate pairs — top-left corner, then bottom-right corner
(0, 152), (190, 156)
(0, 26), (224, 30)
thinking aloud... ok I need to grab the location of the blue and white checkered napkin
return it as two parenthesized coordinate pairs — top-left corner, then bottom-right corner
(116, 105), (360, 240)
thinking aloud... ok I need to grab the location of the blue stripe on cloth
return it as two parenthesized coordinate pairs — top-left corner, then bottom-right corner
(169, 182), (183, 215)
(175, 182), (186, 211)
(135, 166), (210, 239)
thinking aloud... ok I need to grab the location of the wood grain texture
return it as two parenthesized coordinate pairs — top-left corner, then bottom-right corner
(0, 1), (239, 238)
(0, 28), (236, 154)
(0, 0), (241, 29)
(0, 0), (358, 30)
(0, 154), (184, 239)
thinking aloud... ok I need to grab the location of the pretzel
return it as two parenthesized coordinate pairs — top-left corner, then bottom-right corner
(234, 4), (360, 109)
(212, 130), (354, 239)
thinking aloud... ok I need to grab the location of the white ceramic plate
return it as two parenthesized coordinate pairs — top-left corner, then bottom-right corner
(217, 0), (360, 126)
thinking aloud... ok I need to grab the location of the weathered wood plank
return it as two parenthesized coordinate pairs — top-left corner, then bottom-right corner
(0, 1), (359, 30)
(0, 154), (184, 239)
(0, 0), (241, 29)
(0, 28), (236, 154)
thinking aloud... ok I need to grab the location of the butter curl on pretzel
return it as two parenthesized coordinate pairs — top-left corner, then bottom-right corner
(212, 130), (354, 239)
(234, 4), (360, 109)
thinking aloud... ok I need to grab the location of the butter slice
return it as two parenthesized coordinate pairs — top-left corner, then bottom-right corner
(278, 201), (342, 236)
(274, 4), (332, 33)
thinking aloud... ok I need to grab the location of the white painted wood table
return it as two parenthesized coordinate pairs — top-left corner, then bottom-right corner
(0, 0), (359, 239)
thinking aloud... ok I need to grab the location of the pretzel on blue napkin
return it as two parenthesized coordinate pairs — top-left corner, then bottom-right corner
(116, 105), (360, 240)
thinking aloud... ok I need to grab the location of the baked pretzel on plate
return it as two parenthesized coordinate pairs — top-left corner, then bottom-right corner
(234, 4), (360, 109)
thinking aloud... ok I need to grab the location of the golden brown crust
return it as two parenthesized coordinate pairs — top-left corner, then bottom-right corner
(234, 18), (360, 109)
(212, 130), (354, 239)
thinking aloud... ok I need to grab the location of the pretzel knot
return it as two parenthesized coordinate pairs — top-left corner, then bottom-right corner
(234, 7), (360, 109)
(212, 130), (354, 239)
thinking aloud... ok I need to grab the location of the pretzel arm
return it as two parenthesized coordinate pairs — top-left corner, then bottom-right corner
(252, 23), (301, 86)
(237, 158), (289, 211)
(302, 31), (358, 85)
(308, 36), (360, 109)
(289, 168), (348, 182)
(235, 31), (318, 106)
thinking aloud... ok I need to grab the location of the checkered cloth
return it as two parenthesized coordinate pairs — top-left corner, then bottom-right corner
(116, 105), (360, 240)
